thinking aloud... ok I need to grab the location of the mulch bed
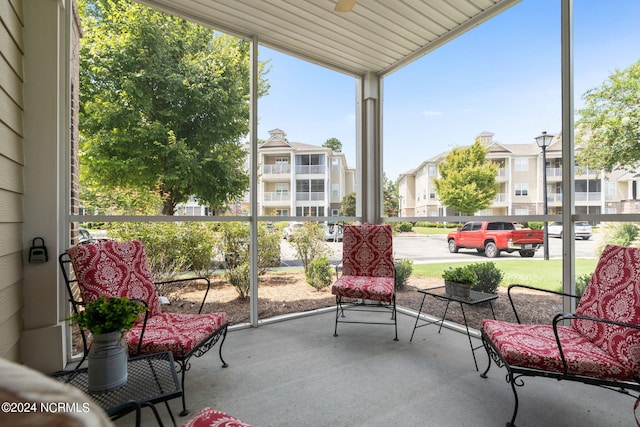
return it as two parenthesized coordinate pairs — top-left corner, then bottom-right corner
(160, 272), (563, 330)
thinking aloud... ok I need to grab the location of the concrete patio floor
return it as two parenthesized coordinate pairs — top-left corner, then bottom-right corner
(114, 308), (637, 427)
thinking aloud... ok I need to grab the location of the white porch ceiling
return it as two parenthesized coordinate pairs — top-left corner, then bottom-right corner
(136, 0), (521, 77)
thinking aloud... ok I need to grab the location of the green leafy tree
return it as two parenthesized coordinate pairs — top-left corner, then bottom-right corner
(576, 60), (640, 172)
(340, 192), (356, 216)
(383, 174), (398, 217)
(79, 0), (270, 215)
(434, 140), (499, 215)
(322, 137), (343, 152)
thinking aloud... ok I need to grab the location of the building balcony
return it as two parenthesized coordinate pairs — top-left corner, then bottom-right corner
(295, 165), (325, 175)
(296, 192), (325, 201)
(262, 192), (291, 202)
(575, 191), (602, 203)
(496, 167), (509, 181)
(546, 167), (562, 181)
(493, 193), (508, 205)
(262, 164), (291, 181)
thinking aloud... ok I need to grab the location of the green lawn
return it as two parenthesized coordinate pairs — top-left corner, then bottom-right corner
(412, 259), (598, 292)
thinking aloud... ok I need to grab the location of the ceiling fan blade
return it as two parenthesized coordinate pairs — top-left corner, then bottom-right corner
(335, 0), (357, 12)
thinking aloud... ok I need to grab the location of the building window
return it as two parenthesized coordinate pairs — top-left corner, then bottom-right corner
(331, 183), (339, 197)
(428, 164), (437, 176)
(514, 208), (529, 215)
(514, 158), (529, 171)
(605, 182), (616, 196)
(331, 209), (339, 216)
(275, 157), (289, 164)
(296, 206), (325, 216)
(331, 158), (339, 172)
(429, 191), (436, 199)
(515, 183), (528, 196)
(275, 183), (289, 195)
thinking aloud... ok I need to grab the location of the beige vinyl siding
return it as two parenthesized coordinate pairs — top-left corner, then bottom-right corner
(0, 0), (25, 362)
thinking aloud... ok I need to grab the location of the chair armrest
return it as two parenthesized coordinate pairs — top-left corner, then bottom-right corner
(155, 276), (212, 314)
(508, 284), (579, 324)
(551, 312), (640, 376)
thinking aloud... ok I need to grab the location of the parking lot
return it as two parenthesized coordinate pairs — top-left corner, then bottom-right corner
(280, 231), (600, 266)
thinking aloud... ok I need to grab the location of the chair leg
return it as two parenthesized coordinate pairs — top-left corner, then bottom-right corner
(333, 296), (341, 337)
(506, 371), (520, 427)
(177, 360), (190, 417)
(392, 296), (398, 341)
(480, 336), (493, 379)
(219, 325), (229, 368)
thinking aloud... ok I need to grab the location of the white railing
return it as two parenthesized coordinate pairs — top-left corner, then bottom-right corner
(546, 167), (562, 177)
(493, 193), (507, 203)
(263, 192), (290, 202)
(547, 193), (563, 203)
(575, 192), (601, 202)
(295, 165), (325, 174)
(296, 192), (325, 201)
(497, 167), (509, 177)
(262, 164), (291, 174)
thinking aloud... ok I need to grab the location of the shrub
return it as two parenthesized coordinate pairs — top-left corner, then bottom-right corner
(306, 257), (334, 291)
(399, 222), (413, 232)
(216, 222), (281, 274)
(108, 222), (216, 279)
(394, 258), (414, 290)
(226, 262), (250, 299)
(575, 273), (592, 299)
(289, 222), (330, 273)
(467, 262), (503, 294)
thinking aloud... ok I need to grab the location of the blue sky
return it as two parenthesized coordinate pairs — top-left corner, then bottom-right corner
(256, 0), (640, 180)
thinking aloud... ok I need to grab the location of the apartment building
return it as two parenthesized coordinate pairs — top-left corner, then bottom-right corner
(258, 129), (355, 217)
(398, 131), (640, 218)
(175, 129), (355, 217)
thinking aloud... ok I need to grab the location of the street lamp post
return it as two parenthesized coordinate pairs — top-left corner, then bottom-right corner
(535, 131), (554, 261)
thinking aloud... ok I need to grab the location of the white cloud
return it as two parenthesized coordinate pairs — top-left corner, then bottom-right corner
(422, 110), (442, 117)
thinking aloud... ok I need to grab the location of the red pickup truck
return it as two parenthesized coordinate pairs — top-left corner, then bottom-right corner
(447, 221), (544, 258)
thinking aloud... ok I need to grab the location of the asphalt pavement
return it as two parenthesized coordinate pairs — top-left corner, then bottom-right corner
(279, 232), (600, 266)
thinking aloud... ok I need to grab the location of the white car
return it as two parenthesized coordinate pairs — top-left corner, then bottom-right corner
(546, 221), (592, 240)
(324, 225), (343, 242)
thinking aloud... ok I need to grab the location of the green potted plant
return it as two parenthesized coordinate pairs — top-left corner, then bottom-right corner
(69, 296), (147, 392)
(467, 262), (503, 294)
(442, 265), (478, 298)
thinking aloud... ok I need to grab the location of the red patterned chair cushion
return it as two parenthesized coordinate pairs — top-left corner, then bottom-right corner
(482, 319), (633, 381)
(181, 407), (252, 427)
(574, 244), (640, 376)
(67, 240), (228, 358)
(126, 312), (227, 358)
(66, 240), (162, 316)
(332, 276), (395, 303)
(341, 223), (394, 278)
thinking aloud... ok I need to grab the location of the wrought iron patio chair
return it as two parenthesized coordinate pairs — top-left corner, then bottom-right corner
(60, 240), (229, 416)
(331, 223), (398, 340)
(481, 244), (640, 427)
